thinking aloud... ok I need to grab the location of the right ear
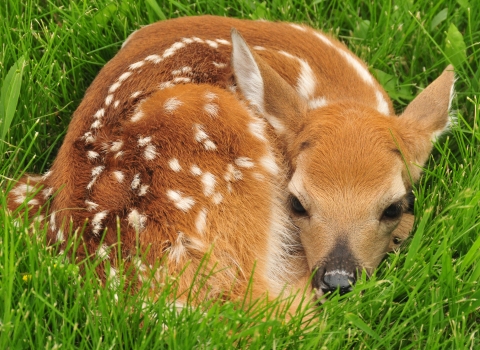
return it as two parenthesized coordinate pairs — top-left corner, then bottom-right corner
(230, 29), (307, 137)
(396, 65), (455, 181)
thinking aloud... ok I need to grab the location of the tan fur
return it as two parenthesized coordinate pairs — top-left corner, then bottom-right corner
(6, 16), (455, 308)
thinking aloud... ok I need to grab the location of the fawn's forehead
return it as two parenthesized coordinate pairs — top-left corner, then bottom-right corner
(293, 110), (405, 193)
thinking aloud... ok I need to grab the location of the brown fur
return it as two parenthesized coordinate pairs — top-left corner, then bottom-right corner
(7, 16), (455, 308)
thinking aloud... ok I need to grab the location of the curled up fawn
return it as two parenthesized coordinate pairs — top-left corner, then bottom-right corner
(7, 16), (455, 310)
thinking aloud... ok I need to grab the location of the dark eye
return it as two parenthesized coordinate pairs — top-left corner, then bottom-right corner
(392, 237), (402, 245)
(291, 196), (307, 214)
(382, 202), (403, 220)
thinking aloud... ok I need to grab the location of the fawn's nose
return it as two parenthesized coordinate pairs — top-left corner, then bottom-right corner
(313, 267), (356, 296)
(321, 270), (356, 295)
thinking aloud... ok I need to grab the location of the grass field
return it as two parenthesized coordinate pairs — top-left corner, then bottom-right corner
(1, 0), (479, 348)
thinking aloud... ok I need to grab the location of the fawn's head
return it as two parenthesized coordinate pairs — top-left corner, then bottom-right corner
(231, 29), (455, 298)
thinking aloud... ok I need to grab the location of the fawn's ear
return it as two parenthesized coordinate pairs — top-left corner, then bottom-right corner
(397, 65), (455, 181)
(230, 28), (307, 136)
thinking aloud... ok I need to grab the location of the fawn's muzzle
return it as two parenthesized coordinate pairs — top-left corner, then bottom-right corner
(311, 242), (358, 296)
(313, 267), (356, 296)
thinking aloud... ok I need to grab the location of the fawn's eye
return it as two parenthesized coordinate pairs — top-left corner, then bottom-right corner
(291, 196), (307, 214)
(382, 202), (403, 220)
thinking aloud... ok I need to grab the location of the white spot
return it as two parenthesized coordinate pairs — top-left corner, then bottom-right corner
(278, 50), (295, 60)
(215, 38), (231, 45)
(225, 164), (243, 182)
(203, 140), (217, 151)
(85, 200), (99, 211)
(338, 50), (374, 86)
(168, 158), (182, 172)
(192, 37), (204, 43)
(172, 77), (191, 84)
(110, 140), (123, 152)
(163, 42), (185, 58)
(308, 97), (328, 109)
(290, 23), (306, 31)
(182, 37), (194, 44)
(212, 192), (223, 205)
(376, 90), (390, 115)
(113, 171), (125, 183)
(128, 209), (147, 232)
(138, 185), (149, 196)
(131, 109), (144, 122)
(182, 66), (192, 74)
(235, 157), (255, 168)
(205, 92), (217, 101)
(87, 151), (99, 160)
(83, 132), (95, 144)
(190, 165), (202, 176)
(264, 113), (285, 134)
(166, 190), (195, 212)
(260, 153), (279, 175)
(169, 231), (187, 264)
(313, 32), (335, 48)
(105, 94), (114, 106)
(87, 165), (105, 190)
(42, 187), (53, 199)
(171, 69), (182, 75)
(131, 173), (141, 190)
(56, 229), (64, 243)
(131, 91), (142, 99)
(144, 145), (157, 160)
(118, 71), (133, 82)
(129, 61), (145, 70)
(91, 120), (102, 129)
(97, 244), (109, 260)
(204, 103), (219, 118)
(138, 136), (152, 147)
(92, 210), (109, 236)
(296, 59), (316, 100)
(42, 170), (52, 180)
(195, 208), (207, 235)
(50, 212), (56, 231)
(94, 108), (105, 119)
(253, 172), (265, 181)
(205, 39), (218, 48)
(114, 100), (120, 108)
(248, 119), (267, 142)
(213, 61), (227, 69)
(92, 165), (105, 177)
(201, 172), (216, 196)
(145, 54), (162, 64)
(164, 97), (182, 113)
(159, 81), (174, 90)
(253, 46), (266, 51)
(114, 151), (124, 159)
(109, 82), (121, 94)
(194, 124), (208, 142)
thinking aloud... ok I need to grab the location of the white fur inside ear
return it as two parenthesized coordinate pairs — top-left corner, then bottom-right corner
(231, 29), (265, 115)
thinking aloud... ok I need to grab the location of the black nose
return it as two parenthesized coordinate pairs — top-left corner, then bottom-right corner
(322, 271), (356, 295)
(313, 268), (356, 296)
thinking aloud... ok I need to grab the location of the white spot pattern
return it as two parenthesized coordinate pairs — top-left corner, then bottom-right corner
(167, 190), (195, 212)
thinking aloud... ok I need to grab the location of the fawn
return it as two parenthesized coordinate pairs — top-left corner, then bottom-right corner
(7, 15), (454, 307)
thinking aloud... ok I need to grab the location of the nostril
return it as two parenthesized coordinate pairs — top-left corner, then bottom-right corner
(321, 270), (356, 296)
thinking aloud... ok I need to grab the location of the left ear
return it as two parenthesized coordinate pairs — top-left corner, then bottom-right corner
(396, 65), (455, 180)
(230, 28), (308, 137)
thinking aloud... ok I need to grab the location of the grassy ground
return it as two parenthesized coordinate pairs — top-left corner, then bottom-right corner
(1, 0), (479, 348)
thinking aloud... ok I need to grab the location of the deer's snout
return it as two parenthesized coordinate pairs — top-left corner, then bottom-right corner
(311, 242), (358, 297)
(313, 267), (356, 296)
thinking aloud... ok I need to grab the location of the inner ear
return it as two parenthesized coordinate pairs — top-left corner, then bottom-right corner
(230, 28), (308, 136)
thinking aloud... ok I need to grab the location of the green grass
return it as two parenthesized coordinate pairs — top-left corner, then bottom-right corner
(1, 0), (479, 348)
